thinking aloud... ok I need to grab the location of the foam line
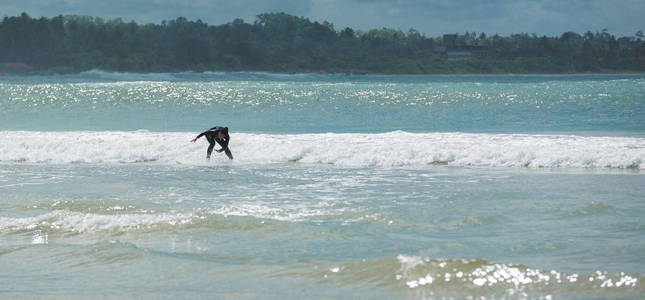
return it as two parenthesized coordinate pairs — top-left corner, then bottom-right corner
(1, 131), (643, 168)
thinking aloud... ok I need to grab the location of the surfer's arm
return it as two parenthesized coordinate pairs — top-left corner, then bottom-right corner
(191, 131), (208, 142)
(215, 138), (229, 152)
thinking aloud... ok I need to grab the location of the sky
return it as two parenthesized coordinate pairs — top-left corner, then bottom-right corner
(2, 0), (644, 37)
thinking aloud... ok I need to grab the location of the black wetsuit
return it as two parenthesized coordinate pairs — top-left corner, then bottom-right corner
(195, 126), (233, 160)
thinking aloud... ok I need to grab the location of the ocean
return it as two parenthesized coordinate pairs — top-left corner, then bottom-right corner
(1, 71), (644, 299)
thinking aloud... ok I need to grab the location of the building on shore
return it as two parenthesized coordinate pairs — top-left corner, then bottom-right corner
(435, 34), (490, 60)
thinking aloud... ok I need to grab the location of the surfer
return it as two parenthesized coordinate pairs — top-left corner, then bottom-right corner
(191, 126), (233, 160)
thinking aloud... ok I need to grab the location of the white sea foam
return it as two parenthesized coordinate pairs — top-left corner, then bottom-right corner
(0, 210), (195, 234)
(77, 69), (325, 82)
(79, 69), (182, 81)
(0, 203), (336, 234)
(1, 130), (643, 169)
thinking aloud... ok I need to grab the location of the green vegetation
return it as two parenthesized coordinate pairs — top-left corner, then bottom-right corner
(1, 12), (644, 74)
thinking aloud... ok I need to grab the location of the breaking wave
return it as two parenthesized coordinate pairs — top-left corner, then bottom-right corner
(0, 204), (337, 236)
(1, 130), (643, 169)
(76, 69), (332, 82)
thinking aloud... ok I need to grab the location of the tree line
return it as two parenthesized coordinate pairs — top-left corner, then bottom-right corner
(1, 12), (644, 74)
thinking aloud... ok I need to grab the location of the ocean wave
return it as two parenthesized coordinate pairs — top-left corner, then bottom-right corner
(79, 69), (183, 81)
(274, 254), (642, 298)
(1, 130), (643, 169)
(0, 203), (333, 236)
(76, 69), (332, 82)
(0, 210), (196, 234)
(390, 255), (641, 297)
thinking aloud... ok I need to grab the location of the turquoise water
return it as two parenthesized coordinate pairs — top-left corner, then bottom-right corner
(1, 71), (644, 299)
(2, 72), (644, 133)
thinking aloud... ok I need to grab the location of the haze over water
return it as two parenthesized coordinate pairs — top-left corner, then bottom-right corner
(1, 71), (644, 298)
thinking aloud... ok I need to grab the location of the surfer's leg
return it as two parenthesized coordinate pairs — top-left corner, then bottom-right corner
(207, 143), (215, 159)
(224, 148), (233, 160)
(206, 136), (215, 159)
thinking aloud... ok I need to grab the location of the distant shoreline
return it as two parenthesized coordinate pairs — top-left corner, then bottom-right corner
(2, 13), (644, 76)
(2, 67), (644, 77)
(363, 72), (645, 77)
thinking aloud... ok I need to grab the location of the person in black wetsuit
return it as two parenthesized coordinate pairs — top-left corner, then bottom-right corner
(191, 126), (233, 160)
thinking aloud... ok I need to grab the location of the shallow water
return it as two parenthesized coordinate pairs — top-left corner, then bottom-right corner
(1, 72), (644, 299)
